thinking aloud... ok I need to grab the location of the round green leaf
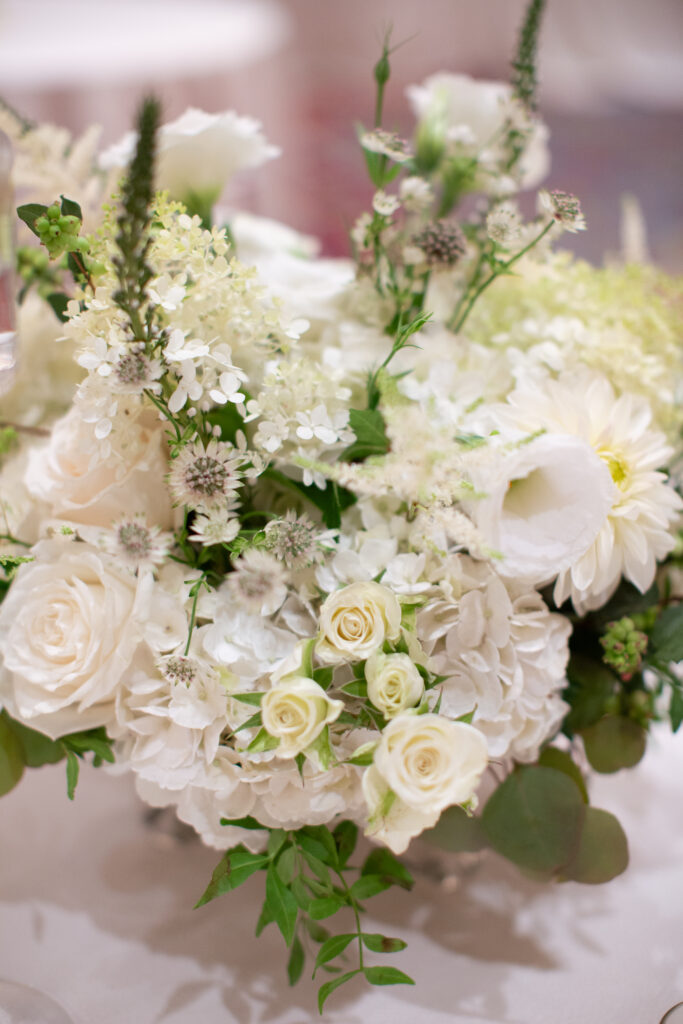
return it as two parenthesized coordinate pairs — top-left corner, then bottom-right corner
(538, 747), (588, 803)
(581, 715), (646, 774)
(423, 805), (488, 853)
(563, 807), (629, 884)
(0, 713), (25, 796)
(481, 765), (585, 874)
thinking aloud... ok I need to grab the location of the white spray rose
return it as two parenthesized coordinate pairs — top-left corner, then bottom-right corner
(469, 433), (615, 585)
(365, 652), (424, 719)
(316, 581), (402, 664)
(0, 540), (150, 737)
(100, 108), (279, 205)
(261, 676), (344, 758)
(406, 72), (549, 191)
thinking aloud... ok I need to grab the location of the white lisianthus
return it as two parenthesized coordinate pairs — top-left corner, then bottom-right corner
(100, 108), (280, 205)
(469, 433), (616, 585)
(363, 713), (488, 854)
(0, 540), (150, 737)
(406, 73), (549, 191)
(365, 652), (424, 719)
(316, 581), (402, 664)
(261, 676), (344, 758)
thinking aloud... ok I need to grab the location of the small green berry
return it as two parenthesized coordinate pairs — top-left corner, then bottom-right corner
(46, 204), (61, 220)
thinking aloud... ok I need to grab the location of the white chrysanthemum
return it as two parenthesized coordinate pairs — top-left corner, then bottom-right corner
(418, 555), (570, 762)
(491, 372), (682, 613)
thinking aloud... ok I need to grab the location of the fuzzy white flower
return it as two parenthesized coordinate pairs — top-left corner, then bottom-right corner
(227, 549), (288, 616)
(100, 108), (280, 204)
(0, 540), (151, 737)
(104, 513), (171, 571)
(168, 438), (244, 512)
(365, 652), (424, 719)
(261, 676), (343, 758)
(316, 581), (402, 664)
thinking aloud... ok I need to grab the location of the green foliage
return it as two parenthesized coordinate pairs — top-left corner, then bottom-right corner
(481, 765), (585, 875)
(560, 808), (629, 885)
(538, 746), (588, 803)
(262, 467), (356, 530)
(649, 604), (683, 664)
(197, 819), (415, 1011)
(510, 0), (546, 110)
(422, 804), (487, 853)
(0, 553), (34, 580)
(563, 654), (617, 735)
(580, 715), (646, 774)
(0, 713), (114, 800)
(342, 408), (390, 462)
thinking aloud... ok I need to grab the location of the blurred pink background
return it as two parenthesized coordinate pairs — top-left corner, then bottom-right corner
(0, 0), (681, 267)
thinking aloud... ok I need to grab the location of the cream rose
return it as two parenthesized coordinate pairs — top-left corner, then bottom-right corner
(365, 652), (424, 719)
(0, 539), (151, 738)
(373, 713), (488, 814)
(362, 762), (439, 855)
(316, 581), (402, 664)
(261, 676), (343, 758)
(24, 406), (173, 530)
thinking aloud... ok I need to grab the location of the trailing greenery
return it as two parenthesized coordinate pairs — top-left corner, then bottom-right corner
(511, 0), (547, 111)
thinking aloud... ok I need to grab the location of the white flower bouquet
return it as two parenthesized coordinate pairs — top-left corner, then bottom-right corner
(1, 1), (682, 1010)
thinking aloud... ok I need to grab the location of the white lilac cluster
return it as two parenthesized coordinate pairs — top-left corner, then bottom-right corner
(0, 77), (680, 868)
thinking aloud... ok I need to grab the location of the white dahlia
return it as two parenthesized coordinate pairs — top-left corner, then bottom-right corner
(490, 372), (682, 613)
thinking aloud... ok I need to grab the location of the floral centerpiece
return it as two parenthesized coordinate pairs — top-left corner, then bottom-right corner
(1, 0), (681, 1010)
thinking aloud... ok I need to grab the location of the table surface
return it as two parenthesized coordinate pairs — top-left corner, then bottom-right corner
(1, 727), (682, 1024)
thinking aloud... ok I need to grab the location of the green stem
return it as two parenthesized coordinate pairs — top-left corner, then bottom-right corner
(449, 220), (554, 334)
(184, 571), (208, 656)
(336, 869), (364, 971)
(0, 532), (31, 548)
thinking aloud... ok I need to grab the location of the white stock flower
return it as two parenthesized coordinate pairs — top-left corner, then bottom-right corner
(363, 713), (488, 854)
(99, 108), (280, 203)
(0, 540), (151, 737)
(469, 433), (616, 585)
(365, 652), (424, 719)
(406, 73), (549, 191)
(261, 676), (343, 758)
(316, 581), (402, 664)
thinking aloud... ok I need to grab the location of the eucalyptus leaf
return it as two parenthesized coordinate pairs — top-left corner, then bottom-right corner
(650, 604), (683, 664)
(538, 747), (588, 803)
(580, 715), (646, 774)
(423, 805), (488, 853)
(0, 713), (25, 796)
(481, 765), (585, 874)
(562, 807), (629, 884)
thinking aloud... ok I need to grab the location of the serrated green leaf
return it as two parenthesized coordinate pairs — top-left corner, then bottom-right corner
(276, 844), (297, 885)
(562, 807), (629, 884)
(308, 896), (345, 920)
(0, 713), (25, 796)
(246, 727), (280, 753)
(361, 848), (414, 889)
(481, 765), (585, 874)
(363, 965), (415, 987)
(318, 969), (361, 1012)
(361, 933), (407, 953)
(17, 203), (48, 235)
(350, 874), (391, 900)
(195, 847), (269, 907)
(235, 710), (263, 733)
(300, 848), (332, 885)
(580, 715), (646, 774)
(303, 725), (334, 770)
(333, 820), (358, 868)
(300, 825), (339, 866)
(314, 933), (355, 975)
(266, 865), (298, 946)
(287, 934), (305, 986)
(650, 604), (683, 664)
(290, 876), (312, 911)
(423, 805), (487, 853)
(65, 749), (79, 800)
(267, 829), (288, 860)
(538, 747), (588, 803)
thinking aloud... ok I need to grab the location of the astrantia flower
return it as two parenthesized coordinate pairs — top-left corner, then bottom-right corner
(168, 439), (244, 512)
(106, 514), (171, 571)
(538, 189), (586, 233)
(486, 200), (523, 247)
(190, 506), (241, 546)
(228, 549), (288, 616)
(264, 511), (327, 570)
(399, 176), (434, 212)
(113, 349), (164, 395)
(412, 221), (466, 267)
(372, 190), (400, 217)
(491, 372), (682, 612)
(361, 129), (413, 163)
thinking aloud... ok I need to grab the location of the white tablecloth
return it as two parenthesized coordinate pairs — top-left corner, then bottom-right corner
(1, 728), (682, 1024)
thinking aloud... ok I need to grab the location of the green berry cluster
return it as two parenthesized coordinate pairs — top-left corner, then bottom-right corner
(600, 616), (648, 679)
(34, 203), (90, 259)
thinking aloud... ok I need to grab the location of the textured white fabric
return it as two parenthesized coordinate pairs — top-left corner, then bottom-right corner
(0, 728), (681, 1024)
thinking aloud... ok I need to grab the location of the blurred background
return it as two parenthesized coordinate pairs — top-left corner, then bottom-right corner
(0, 0), (681, 267)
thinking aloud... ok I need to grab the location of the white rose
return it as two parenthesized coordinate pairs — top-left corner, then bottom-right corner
(261, 676), (343, 758)
(316, 581), (402, 664)
(365, 652), (424, 719)
(24, 406), (173, 530)
(373, 713), (488, 814)
(362, 762), (439, 855)
(100, 108), (279, 204)
(406, 73), (549, 190)
(468, 434), (615, 585)
(0, 539), (150, 737)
